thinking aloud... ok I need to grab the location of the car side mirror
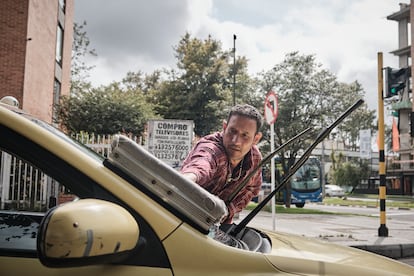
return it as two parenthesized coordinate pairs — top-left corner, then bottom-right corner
(37, 198), (140, 267)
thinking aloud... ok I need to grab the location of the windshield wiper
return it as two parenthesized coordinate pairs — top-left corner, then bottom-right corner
(228, 99), (364, 237)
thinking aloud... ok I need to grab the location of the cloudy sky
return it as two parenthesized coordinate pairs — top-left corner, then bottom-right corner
(74, 0), (407, 112)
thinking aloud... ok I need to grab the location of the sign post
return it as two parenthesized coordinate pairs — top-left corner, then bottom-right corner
(264, 91), (278, 230)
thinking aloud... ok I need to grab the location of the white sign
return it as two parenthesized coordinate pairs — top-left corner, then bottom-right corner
(264, 91), (278, 124)
(359, 129), (371, 159)
(147, 119), (194, 168)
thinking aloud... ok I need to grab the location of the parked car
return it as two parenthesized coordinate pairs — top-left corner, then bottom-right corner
(1, 99), (413, 275)
(325, 184), (346, 197)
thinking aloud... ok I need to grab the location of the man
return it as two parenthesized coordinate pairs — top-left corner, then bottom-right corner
(180, 104), (263, 224)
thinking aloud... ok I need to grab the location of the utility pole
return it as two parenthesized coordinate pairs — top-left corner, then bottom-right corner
(377, 52), (389, 237)
(233, 34), (236, 106)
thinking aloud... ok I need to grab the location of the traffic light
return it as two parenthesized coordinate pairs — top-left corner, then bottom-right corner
(384, 66), (410, 98)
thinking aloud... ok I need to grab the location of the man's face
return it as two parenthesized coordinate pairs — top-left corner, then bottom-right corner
(223, 114), (262, 164)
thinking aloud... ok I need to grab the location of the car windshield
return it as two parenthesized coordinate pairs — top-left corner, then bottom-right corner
(291, 158), (321, 190)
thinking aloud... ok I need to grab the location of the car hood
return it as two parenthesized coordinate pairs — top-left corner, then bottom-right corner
(263, 230), (413, 275)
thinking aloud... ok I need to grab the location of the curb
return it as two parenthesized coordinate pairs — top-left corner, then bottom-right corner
(352, 244), (414, 259)
(315, 202), (412, 211)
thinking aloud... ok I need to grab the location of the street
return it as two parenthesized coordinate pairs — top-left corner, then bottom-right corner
(235, 202), (414, 267)
(305, 202), (414, 267)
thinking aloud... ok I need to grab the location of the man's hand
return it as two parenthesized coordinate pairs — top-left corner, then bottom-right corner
(181, 172), (197, 183)
(219, 206), (229, 223)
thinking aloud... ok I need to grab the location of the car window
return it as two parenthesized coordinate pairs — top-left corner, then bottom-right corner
(0, 149), (82, 255)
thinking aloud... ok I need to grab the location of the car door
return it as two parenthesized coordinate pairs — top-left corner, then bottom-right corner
(0, 124), (173, 276)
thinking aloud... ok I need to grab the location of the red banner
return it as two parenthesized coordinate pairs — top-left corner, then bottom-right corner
(392, 118), (400, 152)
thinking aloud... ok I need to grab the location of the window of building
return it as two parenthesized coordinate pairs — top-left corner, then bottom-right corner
(52, 79), (61, 123)
(55, 24), (64, 65)
(58, 0), (66, 12)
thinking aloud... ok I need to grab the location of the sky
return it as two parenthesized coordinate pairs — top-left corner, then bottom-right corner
(74, 0), (408, 113)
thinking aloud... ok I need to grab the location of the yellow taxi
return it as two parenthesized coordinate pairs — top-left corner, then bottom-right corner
(0, 99), (413, 275)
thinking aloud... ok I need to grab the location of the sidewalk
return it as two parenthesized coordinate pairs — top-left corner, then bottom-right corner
(234, 208), (414, 259)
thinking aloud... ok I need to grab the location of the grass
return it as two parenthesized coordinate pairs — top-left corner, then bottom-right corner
(246, 194), (414, 215)
(246, 202), (335, 214)
(323, 195), (414, 209)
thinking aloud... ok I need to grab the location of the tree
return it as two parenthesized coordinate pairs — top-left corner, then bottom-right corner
(154, 33), (254, 136)
(257, 52), (355, 207)
(56, 22), (159, 136)
(232, 56), (264, 108)
(56, 83), (155, 135)
(327, 150), (345, 184)
(71, 21), (97, 95)
(334, 81), (376, 150)
(331, 160), (369, 191)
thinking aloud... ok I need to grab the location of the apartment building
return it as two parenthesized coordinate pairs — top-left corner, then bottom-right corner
(0, 0), (74, 123)
(386, 3), (413, 195)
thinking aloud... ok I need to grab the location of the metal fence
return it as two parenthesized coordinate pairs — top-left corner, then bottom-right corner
(0, 133), (141, 211)
(0, 152), (54, 211)
(72, 132), (141, 157)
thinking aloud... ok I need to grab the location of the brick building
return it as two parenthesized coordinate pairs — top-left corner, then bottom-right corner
(0, 0), (73, 123)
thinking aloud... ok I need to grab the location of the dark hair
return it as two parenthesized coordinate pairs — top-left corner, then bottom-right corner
(228, 104), (263, 133)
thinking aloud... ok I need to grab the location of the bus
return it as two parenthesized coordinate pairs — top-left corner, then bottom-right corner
(262, 157), (323, 208)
